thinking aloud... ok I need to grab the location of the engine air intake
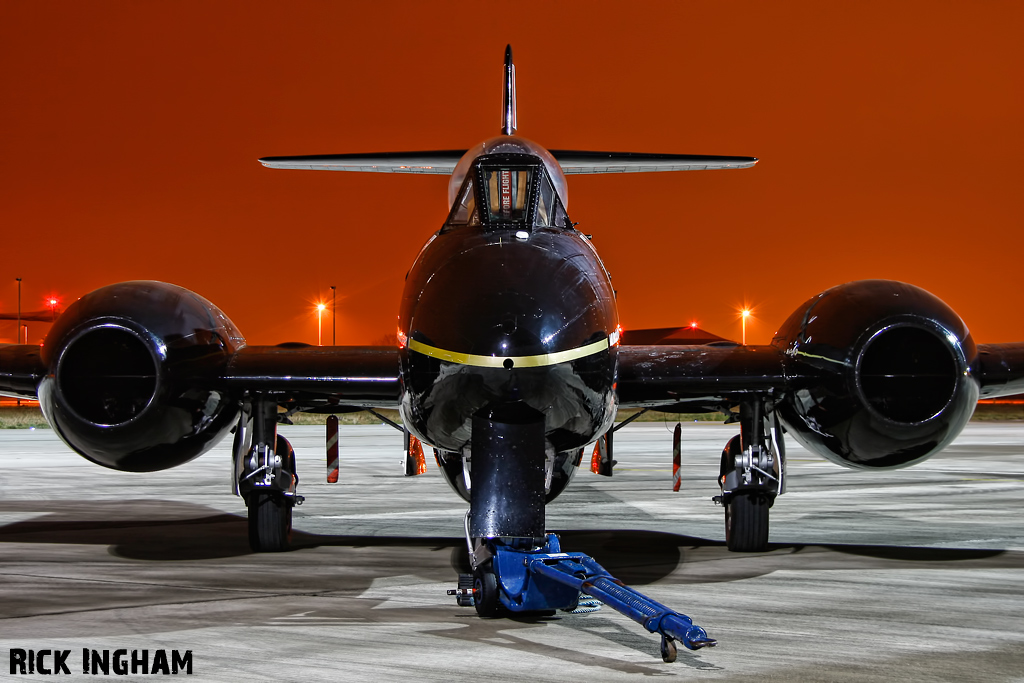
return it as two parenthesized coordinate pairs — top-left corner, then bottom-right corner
(58, 327), (157, 426)
(857, 326), (957, 424)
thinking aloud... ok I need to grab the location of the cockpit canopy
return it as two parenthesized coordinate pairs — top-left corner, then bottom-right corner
(447, 135), (568, 209)
(445, 153), (570, 230)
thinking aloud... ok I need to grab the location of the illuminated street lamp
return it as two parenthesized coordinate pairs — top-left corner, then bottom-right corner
(317, 303), (327, 346)
(741, 308), (751, 345)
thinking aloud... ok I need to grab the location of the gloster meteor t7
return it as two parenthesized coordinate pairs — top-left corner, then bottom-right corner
(2, 47), (1023, 661)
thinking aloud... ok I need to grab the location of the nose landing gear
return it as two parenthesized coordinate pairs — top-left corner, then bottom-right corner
(450, 406), (716, 661)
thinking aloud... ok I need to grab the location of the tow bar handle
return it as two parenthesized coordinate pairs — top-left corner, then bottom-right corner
(491, 534), (716, 655)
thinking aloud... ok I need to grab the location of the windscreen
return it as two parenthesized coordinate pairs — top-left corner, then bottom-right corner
(484, 168), (532, 222)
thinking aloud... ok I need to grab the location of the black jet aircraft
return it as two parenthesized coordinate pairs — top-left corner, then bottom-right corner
(2, 46), (1023, 660)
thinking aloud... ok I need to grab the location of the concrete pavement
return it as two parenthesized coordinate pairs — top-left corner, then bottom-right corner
(1, 422), (1022, 681)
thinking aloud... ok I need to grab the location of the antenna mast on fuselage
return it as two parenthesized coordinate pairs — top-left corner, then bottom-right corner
(501, 44), (516, 135)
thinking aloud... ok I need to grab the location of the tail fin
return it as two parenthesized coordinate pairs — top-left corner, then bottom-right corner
(502, 44), (517, 135)
(259, 45), (758, 175)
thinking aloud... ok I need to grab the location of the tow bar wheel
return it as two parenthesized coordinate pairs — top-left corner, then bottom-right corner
(473, 566), (501, 617)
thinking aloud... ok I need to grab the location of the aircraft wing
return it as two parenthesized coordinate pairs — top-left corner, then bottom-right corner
(0, 342), (401, 408)
(258, 151), (466, 174)
(616, 344), (796, 409)
(223, 345), (400, 409)
(550, 151), (758, 174)
(616, 341), (1024, 410)
(976, 342), (1024, 399)
(0, 310), (61, 322)
(0, 344), (45, 399)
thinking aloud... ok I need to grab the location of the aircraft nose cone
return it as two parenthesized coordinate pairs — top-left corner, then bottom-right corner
(400, 232), (618, 454)
(407, 236), (614, 359)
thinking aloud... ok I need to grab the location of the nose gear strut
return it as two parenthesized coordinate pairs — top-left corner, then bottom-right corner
(448, 533), (716, 662)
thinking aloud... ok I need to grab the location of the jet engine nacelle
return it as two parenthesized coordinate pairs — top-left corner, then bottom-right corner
(773, 280), (979, 470)
(38, 281), (244, 472)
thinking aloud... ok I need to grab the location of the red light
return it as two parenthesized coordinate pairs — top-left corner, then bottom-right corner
(397, 328), (408, 348)
(690, 321), (698, 329)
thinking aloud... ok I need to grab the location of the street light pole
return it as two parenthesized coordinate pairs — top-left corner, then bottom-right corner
(15, 278), (22, 344)
(15, 277), (21, 406)
(330, 285), (336, 346)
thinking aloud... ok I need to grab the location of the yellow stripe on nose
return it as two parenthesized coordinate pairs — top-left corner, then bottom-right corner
(407, 337), (610, 368)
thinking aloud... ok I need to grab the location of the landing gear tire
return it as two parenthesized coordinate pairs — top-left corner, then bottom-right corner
(473, 566), (502, 618)
(247, 492), (292, 552)
(725, 492), (769, 552)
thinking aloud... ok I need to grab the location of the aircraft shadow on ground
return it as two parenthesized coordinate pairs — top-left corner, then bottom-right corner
(0, 499), (1019, 583)
(3, 499), (1022, 671)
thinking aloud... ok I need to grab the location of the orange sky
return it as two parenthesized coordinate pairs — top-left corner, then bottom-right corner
(2, 1), (1022, 347)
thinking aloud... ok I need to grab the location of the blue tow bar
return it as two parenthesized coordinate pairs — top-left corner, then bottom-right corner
(453, 534), (716, 662)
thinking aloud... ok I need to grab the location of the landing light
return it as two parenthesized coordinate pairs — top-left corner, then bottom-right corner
(515, 230), (529, 240)
(609, 324), (623, 347)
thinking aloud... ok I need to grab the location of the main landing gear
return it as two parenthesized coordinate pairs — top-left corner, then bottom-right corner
(233, 398), (303, 552)
(714, 400), (785, 552)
